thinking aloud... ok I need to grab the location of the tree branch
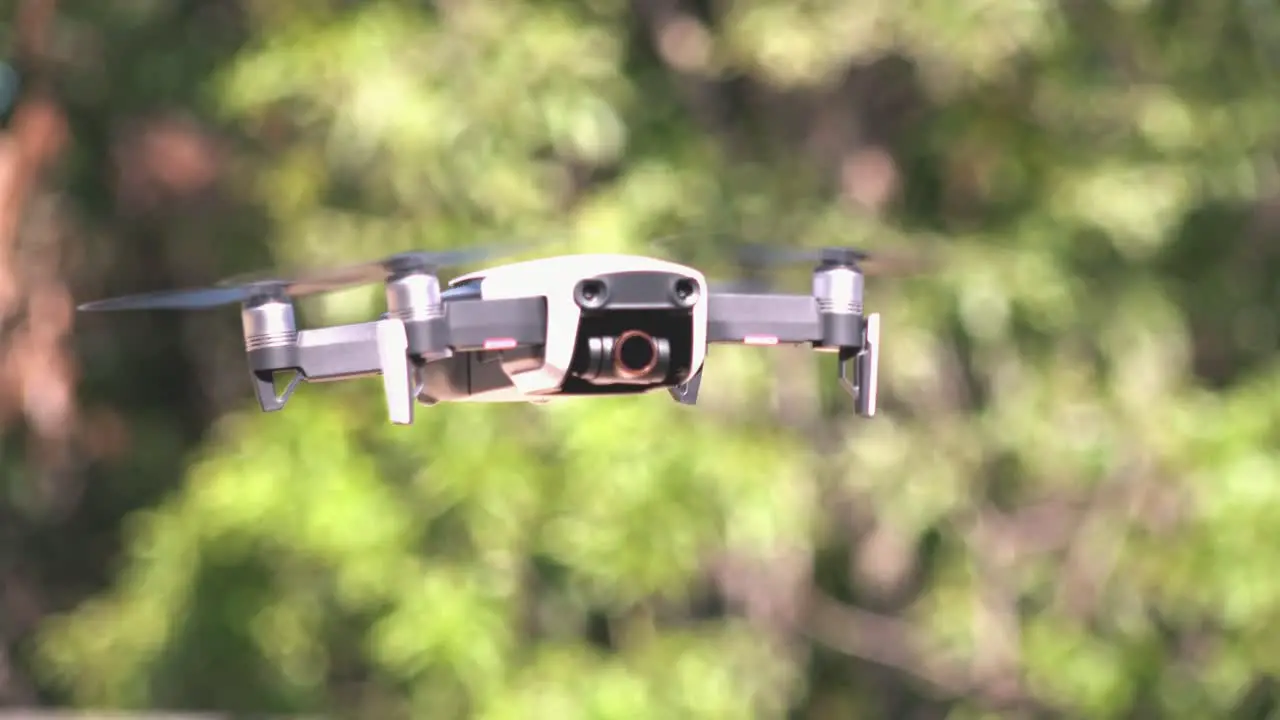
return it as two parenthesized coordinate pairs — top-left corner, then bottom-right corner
(805, 591), (970, 694)
(804, 590), (1055, 715)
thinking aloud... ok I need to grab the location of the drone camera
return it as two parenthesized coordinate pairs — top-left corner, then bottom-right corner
(566, 270), (700, 392)
(575, 330), (672, 385)
(614, 330), (663, 379)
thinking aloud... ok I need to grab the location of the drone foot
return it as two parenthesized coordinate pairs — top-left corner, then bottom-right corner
(837, 313), (879, 417)
(376, 318), (415, 425)
(252, 369), (301, 412)
(669, 369), (702, 405)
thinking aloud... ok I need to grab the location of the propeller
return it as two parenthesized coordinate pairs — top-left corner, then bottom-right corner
(262, 241), (541, 290)
(651, 233), (929, 294)
(78, 242), (534, 312)
(77, 279), (306, 312)
(732, 242), (927, 275)
(649, 232), (772, 293)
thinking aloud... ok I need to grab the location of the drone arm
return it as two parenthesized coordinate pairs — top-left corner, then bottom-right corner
(681, 292), (822, 407)
(293, 323), (384, 380)
(247, 297), (549, 379)
(244, 321), (394, 382)
(293, 320), (415, 424)
(245, 320), (401, 417)
(705, 292), (824, 345)
(705, 291), (880, 417)
(242, 297), (547, 419)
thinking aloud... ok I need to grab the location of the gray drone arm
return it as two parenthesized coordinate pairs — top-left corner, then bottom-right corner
(245, 296), (547, 424)
(703, 291), (880, 417)
(706, 292), (824, 345)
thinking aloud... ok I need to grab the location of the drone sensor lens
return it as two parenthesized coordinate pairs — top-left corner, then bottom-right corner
(671, 278), (699, 307)
(575, 279), (608, 309)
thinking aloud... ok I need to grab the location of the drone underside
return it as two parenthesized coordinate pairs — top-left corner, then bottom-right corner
(78, 245), (882, 425)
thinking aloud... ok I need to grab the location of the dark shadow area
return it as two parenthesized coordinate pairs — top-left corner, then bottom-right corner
(1156, 200), (1280, 389)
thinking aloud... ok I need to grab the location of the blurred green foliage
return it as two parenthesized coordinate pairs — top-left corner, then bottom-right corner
(6, 0), (1280, 717)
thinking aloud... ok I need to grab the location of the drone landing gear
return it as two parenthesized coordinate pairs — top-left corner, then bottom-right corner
(251, 369), (302, 412)
(668, 369), (702, 405)
(837, 312), (880, 417)
(376, 318), (416, 424)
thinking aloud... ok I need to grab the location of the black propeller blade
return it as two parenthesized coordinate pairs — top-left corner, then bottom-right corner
(77, 280), (303, 312)
(78, 242), (535, 312)
(732, 242), (925, 275)
(648, 232), (774, 293)
(653, 232), (928, 294)
(269, 242), (540, 290)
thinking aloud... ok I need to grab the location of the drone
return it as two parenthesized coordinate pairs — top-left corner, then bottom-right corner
(77, 243), (885, 425)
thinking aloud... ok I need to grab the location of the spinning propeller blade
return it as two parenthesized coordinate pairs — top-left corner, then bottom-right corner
(732, 242), (927, 275)
(77, 281), (297, 312)
(78, 242), (537, 312)
(658, 234), (928, 294)
(273, 241), (540, 290)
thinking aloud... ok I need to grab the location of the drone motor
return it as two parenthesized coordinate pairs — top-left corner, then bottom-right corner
(241, 293), (298, 363)
(240, 293), (303, 411)
(384, 269), (452, 360)
(812, 254), (866, 350)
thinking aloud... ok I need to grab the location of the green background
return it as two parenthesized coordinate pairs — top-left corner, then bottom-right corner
(3, 0), (1280, 717)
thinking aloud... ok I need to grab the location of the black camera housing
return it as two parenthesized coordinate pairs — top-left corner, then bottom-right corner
(565, 271), (699, 395)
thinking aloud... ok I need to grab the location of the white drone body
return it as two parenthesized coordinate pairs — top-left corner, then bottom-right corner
(442, 254), (709, 403)
(78, 250), (881, 425)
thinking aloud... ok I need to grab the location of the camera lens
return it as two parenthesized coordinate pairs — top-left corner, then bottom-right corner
(572, 331), (672, 385)
(613, 330), (659, 377)
(574, 278), (608, 309)
(670, 277), (699, 307)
